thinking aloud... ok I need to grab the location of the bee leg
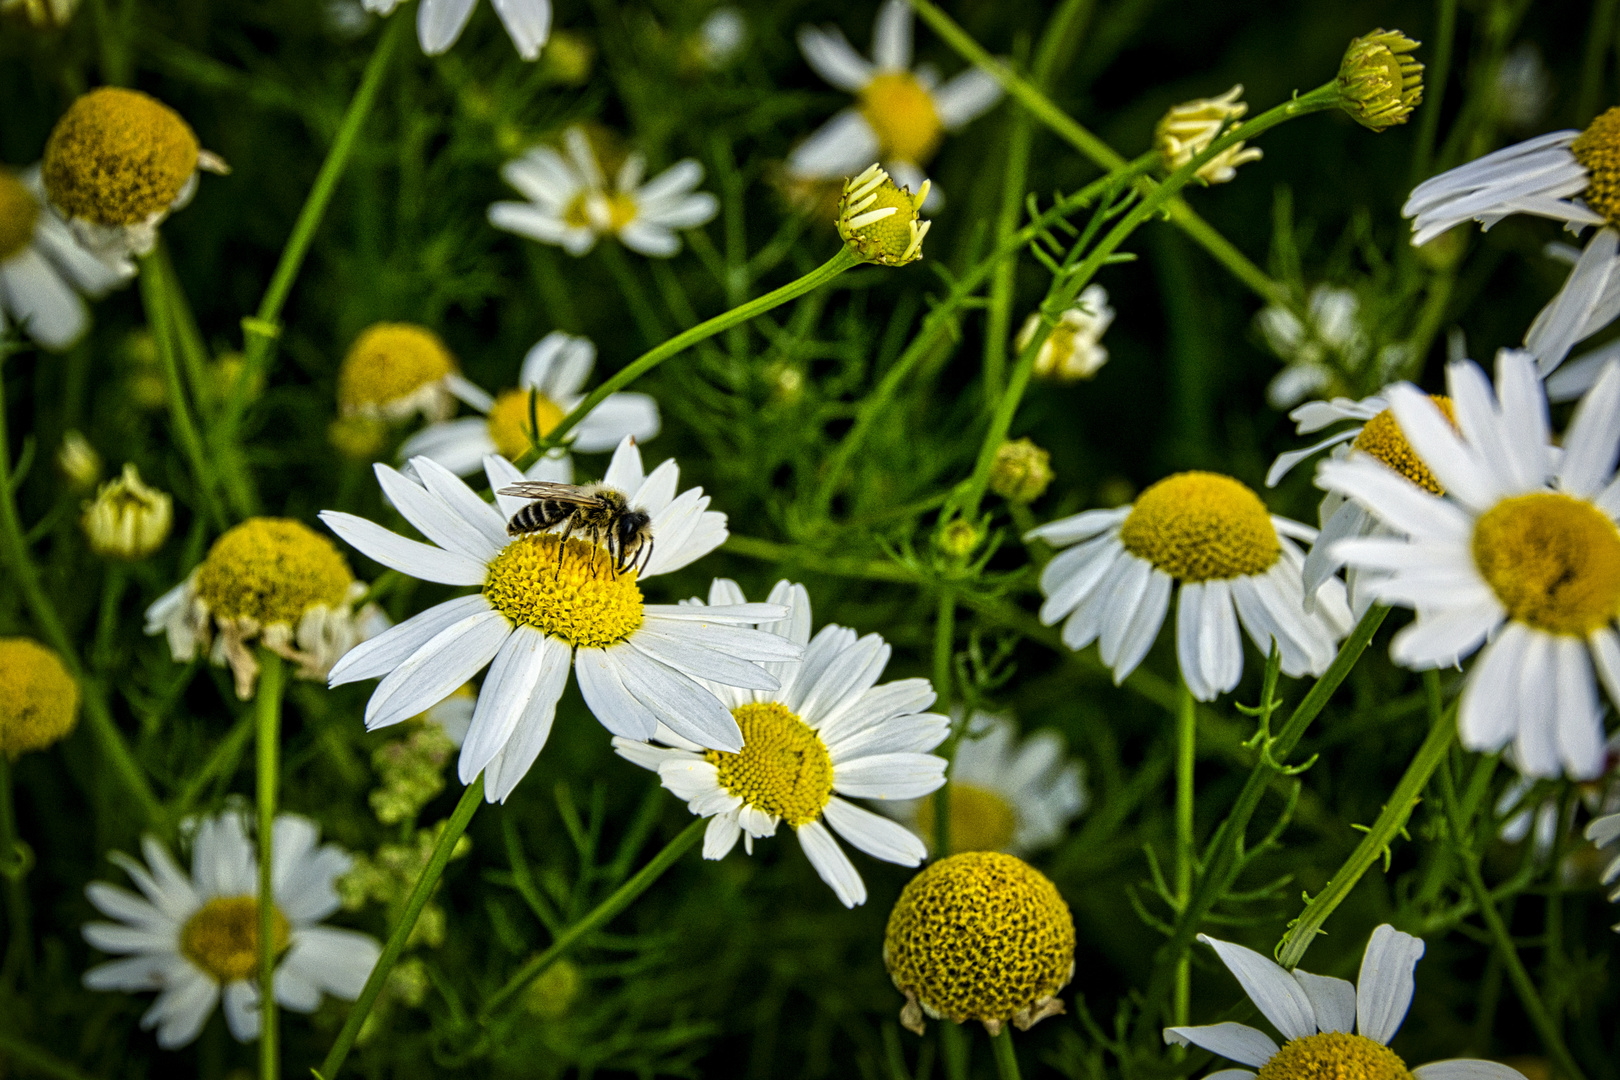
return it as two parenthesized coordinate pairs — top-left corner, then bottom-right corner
(638, 538), (654, 577)
(556, 519), (575, 571)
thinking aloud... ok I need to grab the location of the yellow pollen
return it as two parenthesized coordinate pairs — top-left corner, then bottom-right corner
(883, 851), (1074, 1027)
(838, 167), (930, 266)
(1574, 107), (1620, 227)
(486, 389), (566, 461)
(337, 323), (456, 414)
(42, 87), (199, 226)
(193, 518), (355, 628)
(1256, 1032), (1414, 1080)
(180, 896), (290, 984)
(860, 72), (943, 164)
(0, 170), (39, 261)
(0, 638), (80, 759)
(483, 534), (644, 648)
(564, 191), (639, 232)
(1119, 472), (1281, 581)
(1352, 396), (1455, 495)
(1472, 492), (1620, 636)
(916, 783), (1019, 854)
(703, 702), (834, 828)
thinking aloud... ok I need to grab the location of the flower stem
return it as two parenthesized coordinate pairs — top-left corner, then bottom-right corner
(1173, 676), (1195, 1028)
(0, 754), (33, 980)
(479, 816), (704, 1019)
(317, 774), (485, 1080)
(940, 1021), (970, 1080)
(989, 1025), (1022, 1080)
(256, 650), (285, 1080)
(931, 590), (956, 858)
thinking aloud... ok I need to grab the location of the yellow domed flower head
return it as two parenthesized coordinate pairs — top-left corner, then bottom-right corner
(883, 851), (1075, 1035)
(0, 638), (79, 758)
(990, 439), (1055, 505)
(838, 165), (930, 266)
(41, 87), (227, 259)
(337, 323), (460, 424)
(1155, 85), (1263, 185)
(144, 517), (377, 699)
(82, 463), (172, 560)
(1338, 30), (1423, 132)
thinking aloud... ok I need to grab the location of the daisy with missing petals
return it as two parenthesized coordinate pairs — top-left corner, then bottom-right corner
(82, 812), (381, 1049)
(361, 0), (550, 61)
(613, 580), (947, 908)
(0, 165), (132, 350)
(1165, 926), (1526, 1080)
(1320, 350), (1620, 779)
(489, 127), (718, 258)
(837, 164), (931, 266)
(400, 330), (659, 479)
(790, 0), (1003, 199)
(321, 438), (802, 803)
(1588, 812), (1620, 928)
(1028, 473), (1353, 702)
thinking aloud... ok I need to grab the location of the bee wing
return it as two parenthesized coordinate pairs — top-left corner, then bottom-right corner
(496, 482), (600, 505)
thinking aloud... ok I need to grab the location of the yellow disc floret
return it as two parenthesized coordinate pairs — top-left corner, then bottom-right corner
(0, 638), (79, 758)
(193, 518), (355, 628)
(838, 164), (931, 266)
(483, 534), (644, 648)
(1336, 30), (1424, 132)
(703, 702), (834, 827)
(1120, 472), (1281, 581)
(1472, 492), (1620, 636)
(860, 72), (943, 164)
(1352, 396), (1454, 495)
(1256, 1032), (1414, 1080)
(486, 389), (566, 461)
(180, 896), (290, 983)
(883, 851), (1074, 1034)
(1574, 106), (1620, 226)
(0, 170), (39, 262)
(337, 323), (456, 415)
(915, 783), (1019, 854)
(42, 87), (199, 225)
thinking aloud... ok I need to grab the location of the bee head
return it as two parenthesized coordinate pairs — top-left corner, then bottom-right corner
(617, 509), (651, 550)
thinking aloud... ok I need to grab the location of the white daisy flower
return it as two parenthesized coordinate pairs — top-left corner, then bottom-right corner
(1014, 285), (1114, 381)
(612, 579), (947, 908)
(0, 165), (132, 350)
(1587, 811), (1620, 928)
(1320, 348), (1620, 779)
(399, 330), (659, 479)
(488, 127), (719, 258)
(1164, 925), (1527, 1080)
(320, 438), (802, 803)
(361, 0), (550, 60)
(790, 0), (1004, 201)
(82, 811), (381, 1050)
(1028, 472), (1354, 702)
(887, 712), (1086, 856)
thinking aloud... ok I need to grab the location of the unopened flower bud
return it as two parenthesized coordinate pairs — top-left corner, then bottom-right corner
(523, 958), (583, 1018)
(838, 164), (930, 266)
(990, 439), (1054, 504)
(1338, 30), (1423, 131)
(1155, 85), (1262, 185)
(57, 430), (100, 489)
(936, 518), (981, 560)
(1016, 285), (1114, 381)
(83, 463), (172, 560)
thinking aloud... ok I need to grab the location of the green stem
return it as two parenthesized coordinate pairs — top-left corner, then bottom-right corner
(1173, 677), (1195, 1027)
(255, 651), (285, 1080)
(931, 591), (956, 858)
(0, 1030), (104, 1080)
(479, 817), (704, 1018)
(0, 754), (32, 979)
(1577, 0), (1619, 126)
(989, 1025), (1022, 1080)
(940, 1021), (970, 1080)
(317, 775), (484, 1080)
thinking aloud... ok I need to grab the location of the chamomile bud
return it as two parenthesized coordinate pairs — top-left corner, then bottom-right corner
(56, 430), (100, 490)
(1337, 30), (1424, 132)
(837, 164), (931, 266)
(936, 517), (981, 560)
(82, 463), (172, 560)
(1155, 85), (1262, 185)
(989, 439), (1053, 504)
(0, 638), (79, 758)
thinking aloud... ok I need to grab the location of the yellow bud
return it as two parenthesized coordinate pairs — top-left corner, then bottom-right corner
(0, 638), (79, 758)
(82, 463), (172, 560)
(540, 30), (595, 87)
(837, 164), (931, 266)
(522, 958), (583, 1018)
(936, 518), (981, 560)
(989, 439), (1054, 504)
(1338, 30), (1424, 131)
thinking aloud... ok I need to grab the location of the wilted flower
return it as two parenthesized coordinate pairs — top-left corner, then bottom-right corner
(1016, 285), (1114, 380)
(82, 463), (172, 560)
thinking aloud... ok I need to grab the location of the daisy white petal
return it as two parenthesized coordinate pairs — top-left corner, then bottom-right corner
(418, 0), (477, 55)
(490, 0), (551, 60)
(1293, 970), (1356, 1034)
(318, 511), (488, 586)
(1412, 1063), (1532, 1080)
(796, 821), (867, 908)
(1161, 1023), (1279, 1067)
(822, 796), (926, 865)
(1198, 933), (1318, 1041)
(1355, 924), (1424, 1044)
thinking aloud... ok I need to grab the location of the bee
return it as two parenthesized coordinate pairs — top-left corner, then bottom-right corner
(496, 481), (654, 576)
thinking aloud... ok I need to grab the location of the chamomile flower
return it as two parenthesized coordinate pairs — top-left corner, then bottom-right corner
(1155, 85), (1263, 185)
(1028, 473), (1353, 702)
(1015, 285), (1115, 381)
(1320, 349), (1620, 779)
(612, 580), (947, 908)
(488, 127), (718, 258)
(1587, 812), (1620, 927)
(82, 811), (381, 1049)
(361, 0), (550, 61)
(888, 713), (1086, 856)
(0, 165), (133, 349)
(1165, 926), (1525, 1080)
(144, 518), (377, 700)
(1256, 286), (1397, 409)
(399, 331), (659, 479)
(321, 439), (802, 804)
(41, 87), (226, 260)
(0, 637), (79, 758)
(336, 323), (466, 425)
(790, 0), (1003, 201)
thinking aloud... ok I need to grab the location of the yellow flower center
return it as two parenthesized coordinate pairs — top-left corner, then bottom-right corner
(838, 167), (930, 267)
(0, 170), (39, 262)
(0, 638), (79, 759)
(337, 323), (456, 414)
(1472, 492), (1620, 636)
(915, 783), (1019, 854)
(1119, 472), (1281, 581)
(860, 72), (943, 164)
(1573, 106), (1620, 226)
(486, 389), (566, 461)
(193, 518), (355, 628)
(563, 191), (639, 231)
(703, 702), (835, 827)
(1255, 1032), (1414, 1080)
(180, 896), (290, 984)
(482, 534), (644, 648)
(42, 87), (199, 225)
(1351, 396), (1454, 495)
(883, 851), (1074, 1025)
